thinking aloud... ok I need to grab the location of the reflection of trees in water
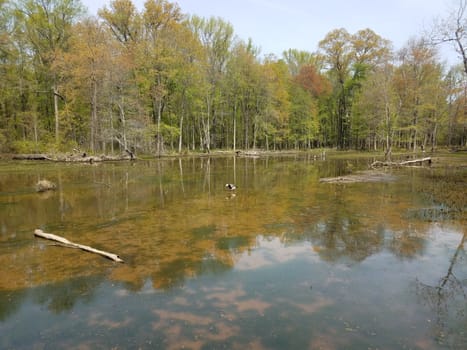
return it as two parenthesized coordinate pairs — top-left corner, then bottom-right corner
(152, 255), (232, 289)
(312, 206), (384, 263)
(289, 164), (465, 263)
(107, 157), (322, 290)
(386, 229), (427, 259)
(411, 166), (467, 346)
(0, 290), (26, 321)
(1, 157), (465, 324)
(0, 275), (103, 322)
(32, 275), (104, 313)
(295, 218), (427, 263)
(416, 233), (466, 348)
(291, 181), (389, 263)
(202, 157), (211, 193)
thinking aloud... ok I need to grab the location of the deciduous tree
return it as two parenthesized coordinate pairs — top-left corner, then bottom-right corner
(18, 0), (83, 145)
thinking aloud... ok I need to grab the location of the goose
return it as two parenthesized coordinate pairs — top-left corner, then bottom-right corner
(225, 183), (237, 190)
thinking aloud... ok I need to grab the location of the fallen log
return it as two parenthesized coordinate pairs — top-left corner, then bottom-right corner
(12, 153), (134, 162)
(34, 229), (124, 263)
(13, 154), (52, 160)
(399, 157), (432, 166)
(371, 157), (432, 168)
(54, 154), (134, 163)
(235, 150), (260, 158)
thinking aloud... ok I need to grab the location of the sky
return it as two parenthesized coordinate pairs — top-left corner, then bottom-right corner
(81, 0), (460, 65)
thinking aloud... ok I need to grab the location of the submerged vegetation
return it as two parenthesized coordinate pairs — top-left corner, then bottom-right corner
(0, 0), (466, 156)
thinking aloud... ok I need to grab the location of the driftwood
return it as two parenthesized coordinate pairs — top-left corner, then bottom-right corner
(236, 150), (260, 158)
(57, 154), (133, 163)
(34, 229), (124, 263)
(399, 157), (432, 166)
(12, 153), (134, 163)
(371, 157), (432, 168)
(13, 154), (53, 160)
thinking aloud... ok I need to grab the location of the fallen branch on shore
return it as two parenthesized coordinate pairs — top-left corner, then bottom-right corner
(236, 150), (260, 158)
(13, 154), (53, 160)
(371, 157), (432, 168)
(12, 153), (134, 163)
(34, 229), (124, 263)
(56, 154), (134, 163)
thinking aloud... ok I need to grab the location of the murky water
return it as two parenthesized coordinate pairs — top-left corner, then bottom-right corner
(0, 154), (466, 349)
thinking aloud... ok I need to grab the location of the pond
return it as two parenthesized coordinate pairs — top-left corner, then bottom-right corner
(0, 154), (466, 349)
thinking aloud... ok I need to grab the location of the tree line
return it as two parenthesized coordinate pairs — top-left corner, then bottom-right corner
(1, 0), (466, 156)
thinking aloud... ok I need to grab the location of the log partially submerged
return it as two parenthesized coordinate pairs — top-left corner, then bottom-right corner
(371, 157), (432, 168)
(34, 229), (124, 263)
(399, 157), (432, 166)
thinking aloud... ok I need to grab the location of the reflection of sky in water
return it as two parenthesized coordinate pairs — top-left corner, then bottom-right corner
(235, 235), (320, 270)
(1, 224), (465, 349)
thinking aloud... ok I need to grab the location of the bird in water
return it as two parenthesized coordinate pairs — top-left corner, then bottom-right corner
(225, 183), (237, 190)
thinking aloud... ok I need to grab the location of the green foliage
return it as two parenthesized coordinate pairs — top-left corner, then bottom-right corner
(0, 0), (464, 155)
(161, 123), (180, 143)
(11, 140), (42, 154)
(0, 131), (8, 152)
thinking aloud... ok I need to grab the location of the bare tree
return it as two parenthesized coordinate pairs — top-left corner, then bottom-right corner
(429, 0), (467, 74)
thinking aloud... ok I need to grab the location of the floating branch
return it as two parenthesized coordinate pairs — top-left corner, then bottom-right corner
(34, 229), (124, 263)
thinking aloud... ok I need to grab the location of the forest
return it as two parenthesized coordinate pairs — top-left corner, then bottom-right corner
(0, 0), (466, 156)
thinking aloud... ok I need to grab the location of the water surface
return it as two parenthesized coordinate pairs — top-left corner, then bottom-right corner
(0, 155), (466, 349)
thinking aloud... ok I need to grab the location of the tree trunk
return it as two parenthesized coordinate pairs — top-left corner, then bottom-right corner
(90, 78), (97, 153)
(192, 123), (195, 150)
(203, 94), (211, 153)
(431, 122), (438, 152)
(244, 109), (249, 150)
(385, 104), (392, 161)
(156, 98), (163, 157)
(116, 93), (128, 153)
(233, 102), (237, 152)
(33, 114), (39, 153)
(178, 113), (184, 153)
(454, 24), (467, 74)
(53, 84), (59, 144)
(337, 92), (348, 150)
(253, 116), (257, 149)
